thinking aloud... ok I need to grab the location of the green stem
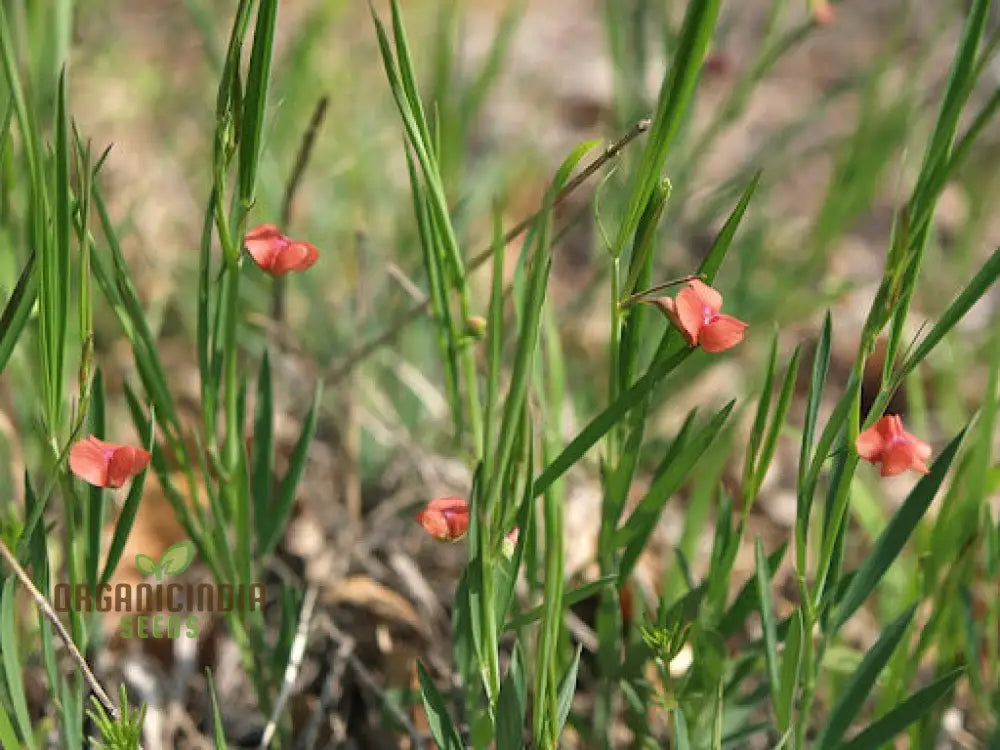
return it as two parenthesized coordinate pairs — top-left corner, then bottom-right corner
(458, 296), (484, 459)
(478, 515), (500, 709)
(794, 616), (816, 750)
(607, 256), (622, 457)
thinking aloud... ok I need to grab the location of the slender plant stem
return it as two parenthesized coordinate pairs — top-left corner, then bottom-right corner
(0, 537), (117, 718)
(607, 256), (622, 457)
(479, 520), (500, 708)
(273, 95), (329, 324)
(326, 118), (652, 383)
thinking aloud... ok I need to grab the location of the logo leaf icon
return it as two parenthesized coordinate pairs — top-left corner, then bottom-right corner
(135, 554), (157, 577)
(159, 541), (196, 576)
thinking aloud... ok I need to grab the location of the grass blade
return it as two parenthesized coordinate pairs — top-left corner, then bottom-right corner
(84, 367), (106, 589)
(815, 604), (917, 750)
(554, 644), (582, 738)
(99, 407), (156, 588)
(251, 350), (274, 548)
(417, 661), (463, 750)
(839, 668), (963, 750)
(0, 577), (35, 749)
(754, 537), (784, 729)
(833, 426), (967, 631)
(496, 643), (527, 750)
(617, 401), (735, 579)
(205, 669), (229, 747)
(0, 252), (37, 375)
(238, 0), (278, 203)
(261, 379), (322, 557)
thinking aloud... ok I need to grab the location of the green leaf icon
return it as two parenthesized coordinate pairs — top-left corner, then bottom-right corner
(135, 554), (157, 577)
(159, 541), (196, 577)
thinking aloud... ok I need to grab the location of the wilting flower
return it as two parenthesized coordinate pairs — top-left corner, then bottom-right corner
(856, 415), (932, 477)
(416, 497), (470, 541)
(69, 436), (151, 489)
(243, 224), (319, 277)
(645, 279), (747, 353)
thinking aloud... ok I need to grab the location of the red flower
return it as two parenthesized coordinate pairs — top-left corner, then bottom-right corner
(69, 436), (151, 489)
(645, 279), (747, 353)
(243, 224), (319, 277)
(811, 0), (835, 25)
(856, 415), (932, 477)
(416, 497), (470, 541)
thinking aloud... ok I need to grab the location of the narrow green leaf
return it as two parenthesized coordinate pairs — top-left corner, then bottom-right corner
(815, 604), (917, 750)
(54, 68), (70, 410)
(0, 699), (19, 750)
(745, 332), (779, 489)
(238, 0), (278, 203)
(674, 708), (690, 750)
(718, 543), (786, 637)
(483, 204), (505, 461)
(617, 401), (735, 579)
(777, 609), (803, 734)
(90, 188), (183, 437)
(505, 575), (617, 631)
(0, 577), (35, 749)
(897, 248), (1000, 381)
(613, 0), (722, 255)
(417, 661), (463, 750)
(484, 174), (556, 518)
(0, 252), (37, 375)
(84, 367), (107, 590)
(554, 644), (582, 737)
(405, 145), (462, 438)
(839, 669), (963, 750)
(698, 170), (762, 284)
(205, 669), (228, 747)
(798, 311), (832, 489)
(533, 345), (689, 499)
(495, 476), (533, 627)
(261, 379), (322, 557)
(100, 407), (156, 588)
(833, 427), (967, 631)
(389, 0), (433, 150)
(496, 643), (527, 750)
(750, 346), (801, 499)
(251, 350), (274, 547)
(754, 537), (784, 727)
(196, 191), (217, 438)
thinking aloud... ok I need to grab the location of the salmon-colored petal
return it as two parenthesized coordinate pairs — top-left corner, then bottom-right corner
(909, 457), (931, 475)
(69, 438), (111, 487)
(699, 314), (747, 353)
(855, 425), (887, 463)
(245, 224), (280, 242)
(245, 239), (281, 271)
(670, 287), (705, 346)
(687, 279), (723, 313)
(415, 509), (449, 539)
(880, 415), (905, 441)
(879, 443), (914, 477)
(106, 446), (151, 488)
(904, 432), (933, 461)
(416, 497), (469, 541)
(424, 497), (467, 514)
(271, 242), (319, 275)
